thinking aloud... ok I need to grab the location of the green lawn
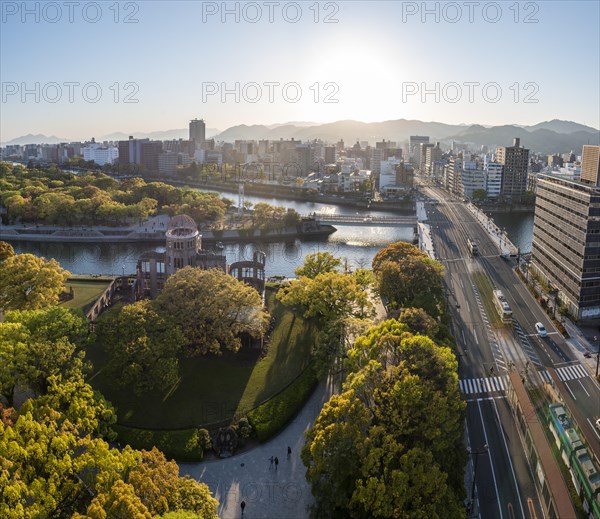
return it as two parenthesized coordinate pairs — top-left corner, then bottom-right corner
(88, 286), (317, 430)
(60, 279), (111, 313)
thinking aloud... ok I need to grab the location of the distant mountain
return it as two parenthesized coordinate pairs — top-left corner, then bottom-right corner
(525, 119), (599, 135)
(214, 119), (599, 155)
(448, 125), (600, 155)
(98, 127), (220, 142)
(3, 134), (71, 145)
(215, 119), (464, 143)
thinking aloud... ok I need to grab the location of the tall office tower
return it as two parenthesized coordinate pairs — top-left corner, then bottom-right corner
(531, 172), (600, 320)
(580, 145), (600, 186)
(189, 118), (206, 150)
(425, 142), (442, 176)
(409, 136), (429, 164)
(118, 136), (150, 166)
(496, 137), (530, 199)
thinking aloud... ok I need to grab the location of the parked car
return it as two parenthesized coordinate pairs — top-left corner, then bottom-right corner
(535, 322), (548, 337)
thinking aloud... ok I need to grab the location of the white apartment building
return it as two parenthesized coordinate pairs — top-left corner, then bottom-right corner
(82, 143), (118, 166)
(379, 158), (402, 191)
(483, 161), (502, 199)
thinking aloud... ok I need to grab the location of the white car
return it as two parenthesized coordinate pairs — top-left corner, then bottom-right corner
(535, 322), (548, 337)
(596, 418), (600, 432)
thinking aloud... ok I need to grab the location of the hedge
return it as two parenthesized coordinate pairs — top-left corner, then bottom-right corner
(114, 425), (202, 462)
(248, 363), (319, 442)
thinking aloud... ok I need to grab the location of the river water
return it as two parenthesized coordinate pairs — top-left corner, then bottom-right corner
(8, 191), (535, 277)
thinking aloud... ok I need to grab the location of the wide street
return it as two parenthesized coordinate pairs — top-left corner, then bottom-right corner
(422, 181), (600, 517)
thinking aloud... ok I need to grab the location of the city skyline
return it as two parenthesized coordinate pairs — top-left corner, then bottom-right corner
(2, 1), (599, 141)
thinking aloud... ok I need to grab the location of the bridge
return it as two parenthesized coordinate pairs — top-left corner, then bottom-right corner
(304, 213), (418, 226)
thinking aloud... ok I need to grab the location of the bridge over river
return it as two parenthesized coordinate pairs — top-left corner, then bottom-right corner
(304, 213), (418, 226)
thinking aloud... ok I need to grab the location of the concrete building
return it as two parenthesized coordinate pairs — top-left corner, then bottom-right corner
(419, 143), (434, 173)
(189, 118), (206, 150)
(82, 143), (118, 166)
(484, 161), (503, 199)
(496, 138), (530, 200)
(409, 136), (429, 165)
(425, 142), (442, 177)
(531, 174), (600, 320)
(459, 161), (486, 199)
(580, 145), (600, 186)
(379, 158), (402, 191)
(324, 146), (337, 164)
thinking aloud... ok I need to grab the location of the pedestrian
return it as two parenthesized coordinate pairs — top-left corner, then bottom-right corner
(287, 446), (291, 459)
(269, 455), (274, 469)
(274, 456), (279, 470)
(240, 500), (246, 516)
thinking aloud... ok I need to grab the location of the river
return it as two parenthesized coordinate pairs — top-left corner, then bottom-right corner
(8, 191), (535, 277)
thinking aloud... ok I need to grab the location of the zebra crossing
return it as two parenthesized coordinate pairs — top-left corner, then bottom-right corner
(459, 376), (508, 395)
(513, 321), (544, 368)
(539, 364), (589, 384)
(470, 282), (507, 371)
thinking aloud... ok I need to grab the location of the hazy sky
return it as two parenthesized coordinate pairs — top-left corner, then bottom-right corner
(1, 1), (599, 141)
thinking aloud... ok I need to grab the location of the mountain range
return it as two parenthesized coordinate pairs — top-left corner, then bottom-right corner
(3, 119), (598, 155)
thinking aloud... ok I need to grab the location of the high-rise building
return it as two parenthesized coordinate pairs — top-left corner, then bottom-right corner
(140, 141), (163, 172)
(496, 138), (529, 199)
(531, 173), (600, 320)
(118, 136), (149, 166)
(409, 136), (429, 164)
(189, 118), (206, 150)
(425, 142), (442, 176)
(580, 145), (600, 186)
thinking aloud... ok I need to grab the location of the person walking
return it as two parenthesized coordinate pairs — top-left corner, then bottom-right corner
(269, 456), (274, 469)
(240, 500), (246, 516)
(287, 446), (291, 459)
(274, 456), (279, 470)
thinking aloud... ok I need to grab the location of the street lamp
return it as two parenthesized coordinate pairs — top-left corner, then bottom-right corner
(468, 444), (488, 515)
(122, 265), (125, 278)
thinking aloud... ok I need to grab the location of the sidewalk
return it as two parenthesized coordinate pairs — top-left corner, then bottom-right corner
(179, 378), (337, 519)
(466, 203), (518, 257)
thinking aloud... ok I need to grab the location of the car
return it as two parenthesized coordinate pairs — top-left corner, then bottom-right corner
(535, 322), (548, 337)
(584, 352), (592, 358)
(596, 418), (600, 433)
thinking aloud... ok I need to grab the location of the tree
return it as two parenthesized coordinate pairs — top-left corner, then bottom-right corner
(0, 253), (70, 310)
(302, 390), (371, 518)
(371, 242), (427, 273)
(395, 307), (439, 338)
(0, 241), (14, 263)
(302, 319), (467, 518)
(96, 300), (183, 395)
(155, 267), (268, 356)
(294, 252), (342, 278)
(375, 257), (444, 317)
(472, 188), (487, 202)
(0, 308), (88, 400)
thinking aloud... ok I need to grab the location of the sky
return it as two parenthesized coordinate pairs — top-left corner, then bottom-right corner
(1, 0), (599, 141)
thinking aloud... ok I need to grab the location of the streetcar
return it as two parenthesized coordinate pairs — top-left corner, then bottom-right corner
(493, 289), (513, 323)
(467, 237), (479, 255)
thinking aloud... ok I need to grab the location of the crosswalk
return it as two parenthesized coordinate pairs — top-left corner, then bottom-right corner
(539, 364), (589, 383)
(459, 376), (508, 395)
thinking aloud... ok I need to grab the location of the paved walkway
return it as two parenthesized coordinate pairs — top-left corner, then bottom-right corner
(179, 377), (338, 519)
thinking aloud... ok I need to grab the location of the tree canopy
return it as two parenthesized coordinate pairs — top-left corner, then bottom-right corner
(155, 267), (268, 355)
(302, 319), (466, 518)
(0, 253), (70, 310)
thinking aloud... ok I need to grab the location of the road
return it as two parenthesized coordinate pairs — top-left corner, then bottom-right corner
(422, 186), (544, 519)
(422, 182), (600, 515)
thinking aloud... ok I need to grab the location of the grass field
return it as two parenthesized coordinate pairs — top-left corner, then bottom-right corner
(60, 279), (111, 313)
(88, 286), (317, 430)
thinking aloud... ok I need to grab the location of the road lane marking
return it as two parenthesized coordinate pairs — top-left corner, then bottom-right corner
(564, 382), (577, 401)
(477, 399), (504, 519)
(527, 497), (538, 519)
(578, 379), (590, 397)
(586, 418), (600, 441)
(492, 399), (526, 519)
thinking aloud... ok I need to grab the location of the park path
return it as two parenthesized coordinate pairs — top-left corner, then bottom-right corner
(179, 294), (388, 519)
(179, 376), (337, 519)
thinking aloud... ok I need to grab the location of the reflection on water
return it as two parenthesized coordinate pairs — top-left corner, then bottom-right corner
(10, 225), (413, 278)
(489, 212), (535, 253)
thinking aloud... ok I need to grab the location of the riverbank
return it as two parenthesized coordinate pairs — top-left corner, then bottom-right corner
(161, 177), (415, 214)
(476, 203), (535, 213)
(0, 221), (336, 244)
